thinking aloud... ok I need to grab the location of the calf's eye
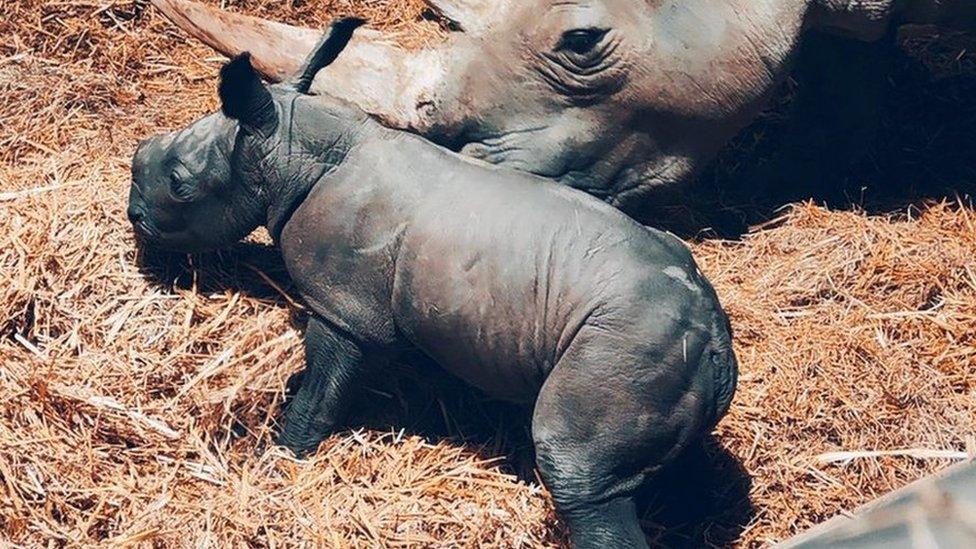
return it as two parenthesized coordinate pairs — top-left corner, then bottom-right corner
(558, 28), (608, 55)
(169, 172), (195, 201)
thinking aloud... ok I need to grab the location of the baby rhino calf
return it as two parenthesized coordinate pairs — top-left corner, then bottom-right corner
(128, 20), (737, 549)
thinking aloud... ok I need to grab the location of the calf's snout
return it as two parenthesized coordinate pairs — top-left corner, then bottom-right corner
(127, 204), (145, 224)
(127, 136), (162, 234)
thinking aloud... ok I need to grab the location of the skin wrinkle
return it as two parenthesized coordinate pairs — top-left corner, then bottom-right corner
(267, 98), (363, 242)
(543, 34), (622, 78)
(461, 127), (543, 157)
(564, 35), (622, 74)
(535, 36), (629, 102)
(608, 154), (688, 206)
(553, 302), (601, 367)
(534, 232), (559, 374)
(286, 94), (298, 158)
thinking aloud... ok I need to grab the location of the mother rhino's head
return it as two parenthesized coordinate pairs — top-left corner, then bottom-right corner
(422, 0), (809, 213)
(151, 0), (975, 218)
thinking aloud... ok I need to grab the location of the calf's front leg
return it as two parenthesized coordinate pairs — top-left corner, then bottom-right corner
(276, 316), (366, 456)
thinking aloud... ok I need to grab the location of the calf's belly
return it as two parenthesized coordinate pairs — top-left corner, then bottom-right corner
(399, 313), (553, 403)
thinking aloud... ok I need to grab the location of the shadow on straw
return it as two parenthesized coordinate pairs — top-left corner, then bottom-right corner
(639, 437), (754, 548)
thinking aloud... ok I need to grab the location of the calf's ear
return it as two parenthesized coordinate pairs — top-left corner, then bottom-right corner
(219, 52), (278, 136)
(292, 17), (366, 94)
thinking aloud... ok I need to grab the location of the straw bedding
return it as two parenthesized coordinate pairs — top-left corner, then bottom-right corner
(1, 1), (974, 546)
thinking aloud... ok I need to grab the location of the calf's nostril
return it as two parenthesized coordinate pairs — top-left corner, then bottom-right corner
(127, 207), (145, 224)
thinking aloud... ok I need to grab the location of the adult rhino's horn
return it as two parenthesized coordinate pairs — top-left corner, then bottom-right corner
(150, 0), (448, 132)
(151, 0), (320, 81)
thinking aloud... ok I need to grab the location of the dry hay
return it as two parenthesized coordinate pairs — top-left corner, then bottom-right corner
(1, 1), (974, 547)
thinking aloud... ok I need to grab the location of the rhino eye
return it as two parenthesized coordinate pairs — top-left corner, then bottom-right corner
(538, 27), (625, 100)
(558, 28), (608, 55)
(169, 172), (195, 202)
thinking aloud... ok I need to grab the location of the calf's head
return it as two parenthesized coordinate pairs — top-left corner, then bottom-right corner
(128, 19), (365, 252)
(129, 111), (242, 252)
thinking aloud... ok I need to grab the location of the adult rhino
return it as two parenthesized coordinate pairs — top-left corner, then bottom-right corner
(151, 0), (975, 217)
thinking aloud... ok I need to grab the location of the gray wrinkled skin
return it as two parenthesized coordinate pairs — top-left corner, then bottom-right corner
(151, 0), (975, 217)
(129, 23), (737, 548)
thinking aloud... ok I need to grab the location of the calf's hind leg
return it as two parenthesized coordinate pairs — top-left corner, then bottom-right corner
(532, 325), (709, 549)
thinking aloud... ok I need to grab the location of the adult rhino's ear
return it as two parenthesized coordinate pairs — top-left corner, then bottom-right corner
(219, 52), (278, 136)
(291, 17), (366, 94)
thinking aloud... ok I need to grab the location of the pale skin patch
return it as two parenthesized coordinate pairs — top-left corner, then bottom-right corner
(663, 265), (700, 293)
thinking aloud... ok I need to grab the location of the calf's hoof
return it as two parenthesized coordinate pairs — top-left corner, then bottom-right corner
(274, 430), (323, 458)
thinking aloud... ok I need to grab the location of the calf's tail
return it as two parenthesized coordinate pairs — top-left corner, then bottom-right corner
(702, 312), (738, 429)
